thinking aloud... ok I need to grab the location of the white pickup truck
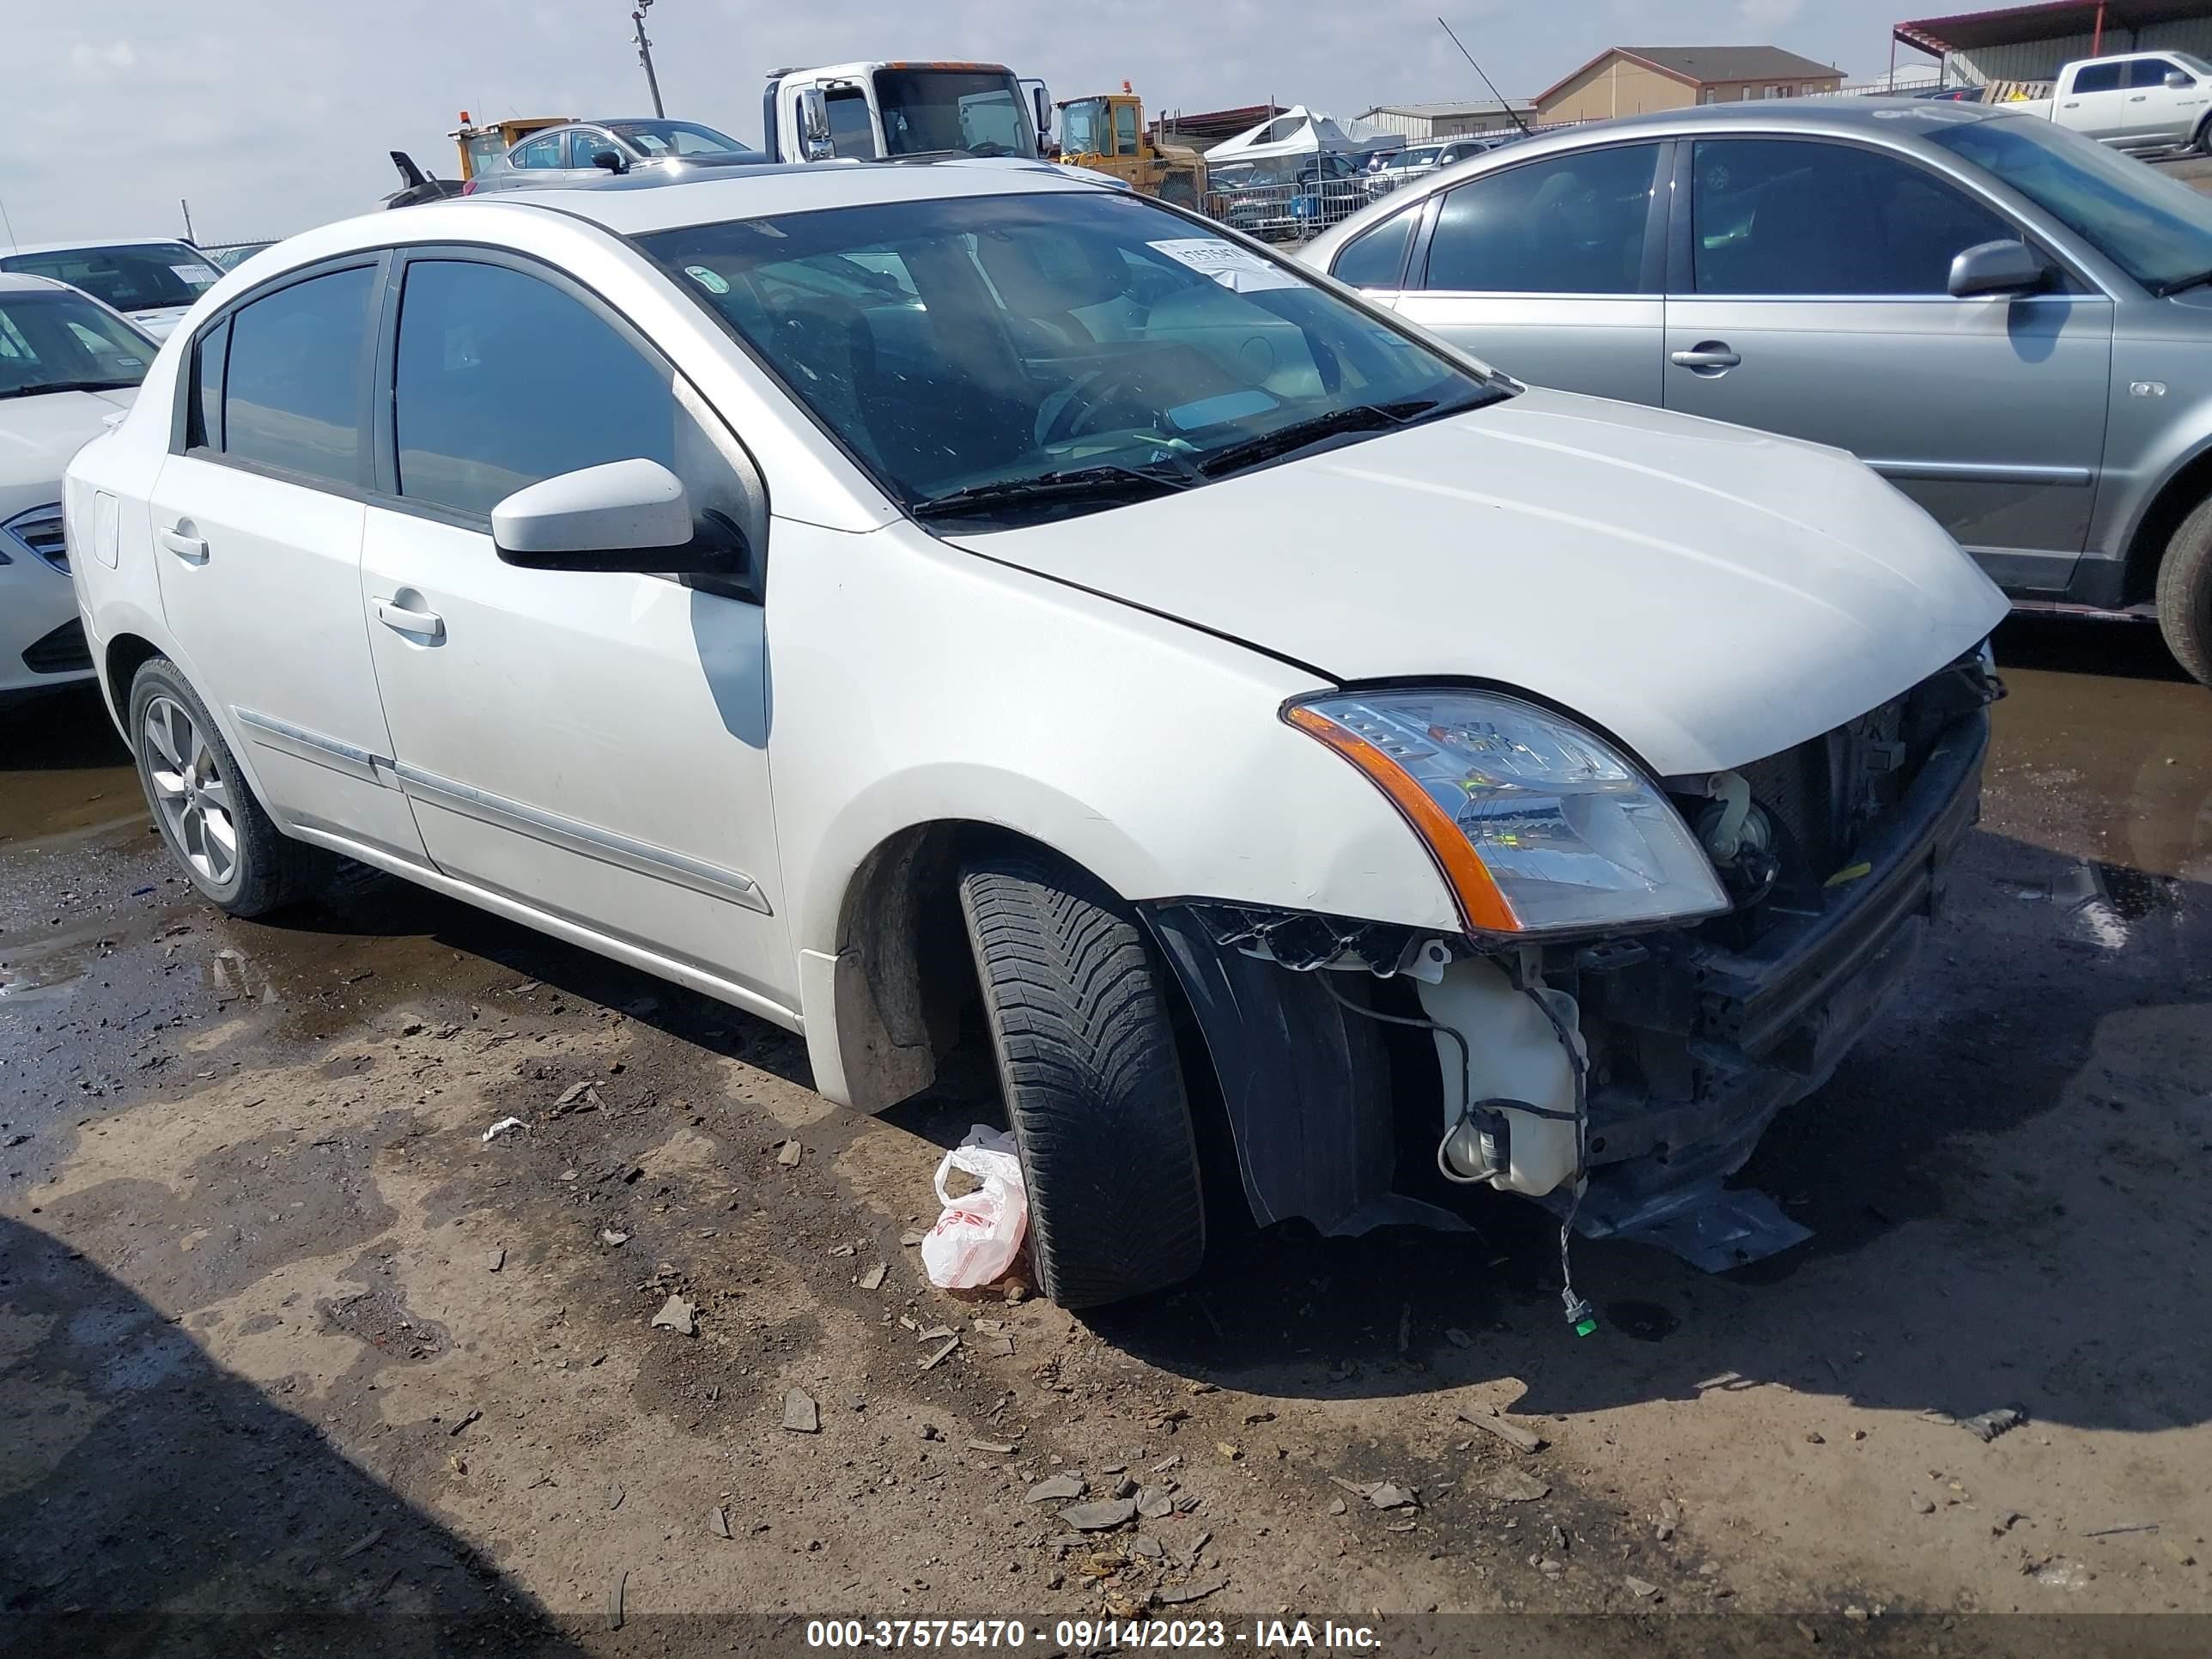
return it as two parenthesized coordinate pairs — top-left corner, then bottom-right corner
(2005, 50), (2212, 152)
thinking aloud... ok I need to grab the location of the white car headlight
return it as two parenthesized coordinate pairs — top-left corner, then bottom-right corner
(1287, 689), (1729, 936)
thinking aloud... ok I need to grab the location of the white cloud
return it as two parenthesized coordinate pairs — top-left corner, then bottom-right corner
(9, 0), (1908, 247)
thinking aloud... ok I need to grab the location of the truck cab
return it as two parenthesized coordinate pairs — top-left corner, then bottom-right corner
(762, 62), (1049, 163)
(2021, 51), (2212, 151)
(1056, 88), (1206, 206)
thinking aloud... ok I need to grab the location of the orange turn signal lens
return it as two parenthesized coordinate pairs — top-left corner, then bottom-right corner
(1286, 704), (1521, 935)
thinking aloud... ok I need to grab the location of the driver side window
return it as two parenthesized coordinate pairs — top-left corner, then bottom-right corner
(513, 136), (563, 170)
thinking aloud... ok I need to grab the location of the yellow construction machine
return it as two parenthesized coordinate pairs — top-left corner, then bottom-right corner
(1054, 85), (1205, 206)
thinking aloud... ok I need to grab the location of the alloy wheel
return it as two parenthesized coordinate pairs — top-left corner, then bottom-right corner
(143, 696), (238, 886)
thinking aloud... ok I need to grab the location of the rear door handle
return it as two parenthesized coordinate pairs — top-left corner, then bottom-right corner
(158, 526), (209, 563)
(1670, 344), (1741, 373)
(374, 599), (446, 641)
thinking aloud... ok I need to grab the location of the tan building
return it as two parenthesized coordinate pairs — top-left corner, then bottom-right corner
(1534, 46), (1844, 124)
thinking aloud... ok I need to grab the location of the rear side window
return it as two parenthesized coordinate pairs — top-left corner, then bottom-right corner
(220, 266), (374, 486)
(1421, 144), (1661, 294)
(2072, 62), (2124, 93)
(1332, 210), (1416, 289)
(392, 258), (750, 526)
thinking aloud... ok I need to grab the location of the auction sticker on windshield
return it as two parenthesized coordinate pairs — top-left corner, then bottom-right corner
(172, 264), (222, 287)
(1147, 238), (1301, 294)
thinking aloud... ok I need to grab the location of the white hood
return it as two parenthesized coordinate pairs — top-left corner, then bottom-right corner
(953, 389), (2009, 775)
(0, 386), (139, 519)
(125, 306), (191, 339)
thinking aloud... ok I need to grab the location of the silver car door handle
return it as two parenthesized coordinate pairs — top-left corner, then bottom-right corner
(158, 526), (209, 562)
(375, 599), (446, 640)
(1670, 345), (1741, 371)
(2129, 94), (2148, 101)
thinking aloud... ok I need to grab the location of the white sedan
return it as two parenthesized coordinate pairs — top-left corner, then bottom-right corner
(65, 163), (2006, 1306)
(2, 273), (153, 699)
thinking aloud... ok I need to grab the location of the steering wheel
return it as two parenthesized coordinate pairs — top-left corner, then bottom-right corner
(1039, 365), (1181, 447)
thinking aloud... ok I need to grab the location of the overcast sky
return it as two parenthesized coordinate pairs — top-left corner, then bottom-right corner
(9, 0), (1932, 248)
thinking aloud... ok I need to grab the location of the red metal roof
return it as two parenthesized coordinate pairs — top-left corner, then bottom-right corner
(1896, 0), (2212, 56)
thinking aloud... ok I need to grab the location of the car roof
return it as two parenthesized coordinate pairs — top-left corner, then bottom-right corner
(2, 236), (203, 258)
(484, 155), (1111, 234)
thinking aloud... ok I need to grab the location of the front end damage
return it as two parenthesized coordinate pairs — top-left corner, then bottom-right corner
(1144, 652), (1998, 1273)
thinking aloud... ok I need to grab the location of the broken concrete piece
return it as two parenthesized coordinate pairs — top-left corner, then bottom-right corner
(901, 1231), (926, 1247)
(1328, 1497), (1348, 1516)
(776, 1139), (802, 1167)
(606, 1569), (626, 1632)
(859, 1263), (887, 1291)
(1060, 1498), (1139, 1532)
(483, 1249), (505, 1273)
(1131, 1534), (1165, 1559)
(1911, 1494), (1936, 1515)
(599, 1229), (629, 1247)
(1484, 1469), (1551, 1504)
(1136, 1486), (1174, 1519)
(1366, 1482), (1419, 1510)
(968, 1437), (1017, 1455)
(710, 1506), (732, 1539)
(782, 1389), (821, 1433)
(1458, 1407), (1546, 1454)
(1626, 1575), (1660, 1600)
(650, 1295), (696, 1335)
(919, 1337), (960, 1370)
(1153, 1575), (1227, 1606)
(1027, 1474), (1085, 1504)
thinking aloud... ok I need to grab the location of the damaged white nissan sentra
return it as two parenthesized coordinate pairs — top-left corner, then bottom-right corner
(64, 164), (2008, 1309)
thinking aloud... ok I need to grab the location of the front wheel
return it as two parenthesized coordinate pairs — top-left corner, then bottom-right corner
(2157, 496), (2212, 686)
(129, 658), (334, 915)
(958, 851), (1206, 1308)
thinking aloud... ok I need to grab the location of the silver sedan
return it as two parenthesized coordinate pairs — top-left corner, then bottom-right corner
(466, 118), (773, 193)
(1302, 99), (2212, 683)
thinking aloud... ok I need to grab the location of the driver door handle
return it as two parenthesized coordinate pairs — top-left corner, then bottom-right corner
(1671, 344), (1742, 373)
(374, 598), (445, 641)
(158, 526), (209, 563)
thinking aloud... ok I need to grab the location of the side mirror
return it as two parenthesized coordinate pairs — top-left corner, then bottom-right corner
(589, 148), (627, 173)
(1948, 238), (2047, 298)
(492, 459), (746, 580)
(2168, 70), (2195, 88)
(1030, 82), (1054, 154)
(796, 87), (835, 161)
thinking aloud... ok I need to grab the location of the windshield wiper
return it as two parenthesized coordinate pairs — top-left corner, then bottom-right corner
(0, 378), (141, 400)
(2155, 268), (2212, 297)
(1195, 397), (1456, 480)
(911, 463), (1194, 521)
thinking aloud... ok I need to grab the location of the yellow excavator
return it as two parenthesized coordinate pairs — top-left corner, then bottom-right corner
(1054, 85), (1205, 207)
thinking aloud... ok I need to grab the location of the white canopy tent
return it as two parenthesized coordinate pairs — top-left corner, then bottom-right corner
(1206, 105), (1376, 166)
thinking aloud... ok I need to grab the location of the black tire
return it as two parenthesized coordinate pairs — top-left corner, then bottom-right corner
(128, 657), (333, 917)
(2156, 495), (2212, 687)
(957, 852), (1206, 1308)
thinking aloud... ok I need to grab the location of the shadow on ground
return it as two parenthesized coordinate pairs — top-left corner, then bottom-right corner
(0, 1213), (580, 1656)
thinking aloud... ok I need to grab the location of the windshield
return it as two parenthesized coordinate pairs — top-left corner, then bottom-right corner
(641, 190), (1507, 526)
(0, 289), (155, 399)
(609, 119), (747, 157)
(0, 241), (221, 313)
(874, 69), (1031, 157)
(1060, 99), (1107, 155)
(1927, 114), (2212, 290)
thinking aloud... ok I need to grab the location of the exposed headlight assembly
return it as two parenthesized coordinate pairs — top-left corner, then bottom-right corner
(1288, 689), (1729, 936)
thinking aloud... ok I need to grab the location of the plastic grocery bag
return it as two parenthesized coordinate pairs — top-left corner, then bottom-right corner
(921, 1125), (1029, 1290)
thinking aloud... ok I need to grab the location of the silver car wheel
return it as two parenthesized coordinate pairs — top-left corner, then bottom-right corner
(143, 695), (238, 886)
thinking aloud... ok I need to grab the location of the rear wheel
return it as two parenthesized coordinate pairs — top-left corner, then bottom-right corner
(2156, 496), (2212, 686)
(958, 851), (1206, 1308)
(129, 658), (334, 915)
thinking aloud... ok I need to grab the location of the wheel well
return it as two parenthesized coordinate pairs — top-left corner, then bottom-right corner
(102, 633), (163, 739)
(829, 821), (1085, 1112)
(2124, 450), (2212, 606)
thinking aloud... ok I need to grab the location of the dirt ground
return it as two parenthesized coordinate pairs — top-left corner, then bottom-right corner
(3, 615), (2209, 1657)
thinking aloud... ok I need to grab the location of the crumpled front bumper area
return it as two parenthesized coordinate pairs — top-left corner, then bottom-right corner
(1565, 703), (1990, 1262)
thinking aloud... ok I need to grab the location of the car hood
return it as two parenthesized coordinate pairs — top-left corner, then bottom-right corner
(125, 306), (190, 339)
(0, 386), (139, 505)
(946, 388), (2009, 775)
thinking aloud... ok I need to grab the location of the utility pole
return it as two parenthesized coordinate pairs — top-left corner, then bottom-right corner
(180, 198), (197, 243)
(632, 0), (665, 118)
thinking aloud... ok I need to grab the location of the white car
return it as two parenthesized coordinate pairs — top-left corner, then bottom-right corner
(65, 165), (2006, 1307)
(1, 273), (153, 698)
(0, 239), (226, 340)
